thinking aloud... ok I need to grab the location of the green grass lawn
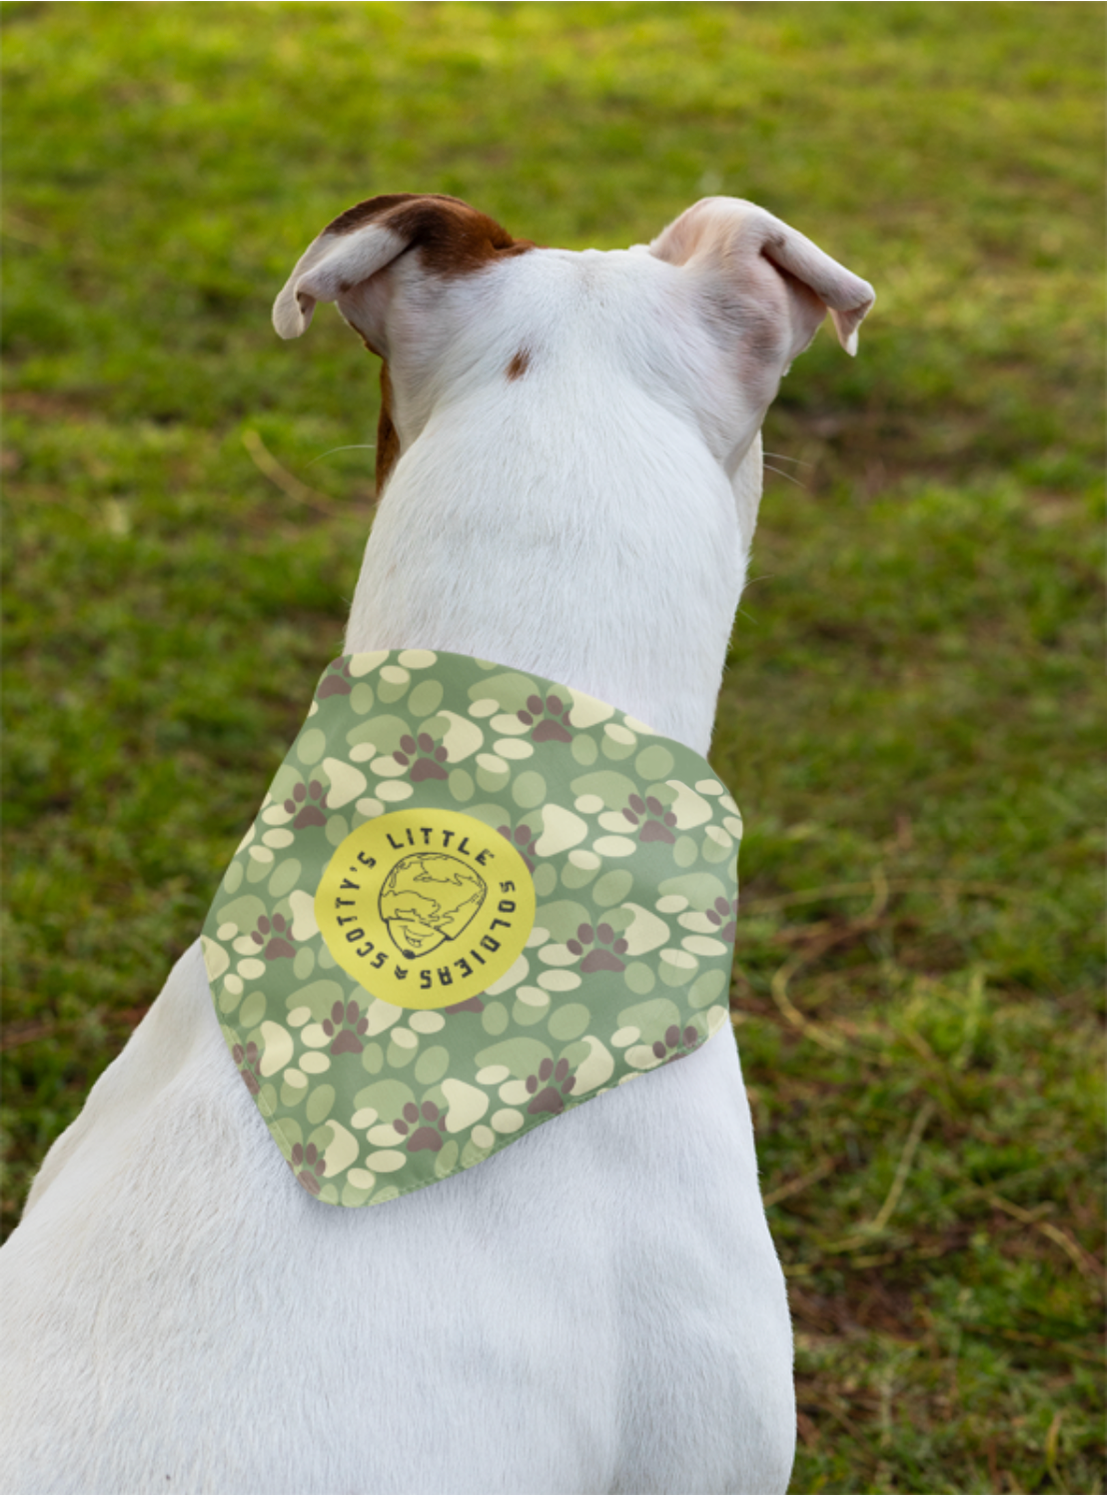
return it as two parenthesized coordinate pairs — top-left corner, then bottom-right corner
(2, 3), (1103, 1492)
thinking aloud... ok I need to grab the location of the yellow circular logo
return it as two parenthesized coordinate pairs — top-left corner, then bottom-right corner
(314, 808), (537, 1010)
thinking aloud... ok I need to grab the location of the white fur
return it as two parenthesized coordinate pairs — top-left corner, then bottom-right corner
(0, 197), (872, 1495)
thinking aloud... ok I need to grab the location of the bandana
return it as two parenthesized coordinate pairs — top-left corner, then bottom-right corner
(201, 650), (741, 1207)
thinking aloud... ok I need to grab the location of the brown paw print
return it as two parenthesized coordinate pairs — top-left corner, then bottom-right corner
(526, 1057), (576, 1115)
(567, 921), (628, 973)
(705, 896), (738, 943)
(622, 794), (678, 844)
(652, 1023), (703, 1064)
(284, 778), (328, 828)
(232, 1039), (261, 1096)
(394, 732), (449, 782)
(322, 998), (369, 1055)
(249, 912), (296, 960)
(497, 821), (539, 872)
(317, 659), (354, 698)
(290, 1140), (326, 1195)
(395, 1099), (449, 1153)
(518, 693), (572, 744)
(444, 995), (485, 1015)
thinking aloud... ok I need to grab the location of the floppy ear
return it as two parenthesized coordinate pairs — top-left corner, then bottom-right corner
(649, 197), (874, 360)
(272, 192), (531, 345)
(273, 197), (411, 341)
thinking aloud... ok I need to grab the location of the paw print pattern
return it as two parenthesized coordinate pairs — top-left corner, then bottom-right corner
(705, 896), (738, 943)
(249, 913), (296, 960)
(395, 1099), (449, 1153)
(497, 821), (539, 872)
(526, 1057), (576, 1115)
(323, 998), (369, 1055)
(394, 732), (449, 782)
(652, 1024), (703, 1064)
(622, 794), (678, 845)
(317, 659), (354, 698)
(567, 921), (628, 973)
(232, 1040), (261, 1096)
(291, 1140), (326, 1195)
(284, 779), (328, 828)
(207, 650), (743, 1206)
(517, 693), (572, 744)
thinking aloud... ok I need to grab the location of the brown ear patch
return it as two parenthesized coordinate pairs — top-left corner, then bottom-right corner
(505, 349), (531, 381)
(375, 362), (401, 497)
(323, 192), (533, 278)
(325, 194), (430, 236)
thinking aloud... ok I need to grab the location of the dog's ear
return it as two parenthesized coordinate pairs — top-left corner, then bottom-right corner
(273, 193), (532, 346)
(649, 197), (874, 361)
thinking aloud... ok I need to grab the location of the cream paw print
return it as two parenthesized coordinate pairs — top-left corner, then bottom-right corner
(525, 1056), (577, 1115)
(249, 912), (296, 960)
(322, 998), (369, 1055)
(622, 793), (678, 844)
(231, 1039), (261, 1096)
(395, 1098), (449, 1153)
(704, 896), (739, 943)
(291, 1140), (326, 1195)
(284, 778), (328, 828)
(517, 692), (573, 744)
(567, 921), (628, 973)
(652, 1022), (703, 1065)
(393, 732), (449, 782)
(317, 659), (354, 698)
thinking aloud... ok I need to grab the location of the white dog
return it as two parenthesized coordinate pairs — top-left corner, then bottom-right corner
(0, 194), (872, 1496)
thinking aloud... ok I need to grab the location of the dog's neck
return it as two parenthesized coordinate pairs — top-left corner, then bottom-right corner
(281, 194), (872, 761)
(344, 413), (761, 759)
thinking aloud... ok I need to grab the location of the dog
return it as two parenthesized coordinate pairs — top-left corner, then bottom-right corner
(0, 194), (872, 1495)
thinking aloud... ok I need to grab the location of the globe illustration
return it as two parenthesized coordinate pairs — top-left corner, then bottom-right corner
(379, 853), (487, 959)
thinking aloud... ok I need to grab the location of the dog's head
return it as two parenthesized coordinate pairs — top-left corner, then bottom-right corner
(274, 193), (873, 514)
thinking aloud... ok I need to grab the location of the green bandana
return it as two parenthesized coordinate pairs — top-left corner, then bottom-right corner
(201, 651), (741, 1207)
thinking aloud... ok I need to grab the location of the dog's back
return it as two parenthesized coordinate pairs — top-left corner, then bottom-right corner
(2, 943), (791, 1494)
(0, 195), (872, 1495)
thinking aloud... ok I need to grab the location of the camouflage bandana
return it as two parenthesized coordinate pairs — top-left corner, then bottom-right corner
(201, 650), (741, 1207)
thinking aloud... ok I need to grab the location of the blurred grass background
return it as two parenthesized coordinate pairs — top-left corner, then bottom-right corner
(1, 3), (1102, 1492)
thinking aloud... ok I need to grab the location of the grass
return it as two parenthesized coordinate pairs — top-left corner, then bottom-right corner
(2, 3), (1103, 1492)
